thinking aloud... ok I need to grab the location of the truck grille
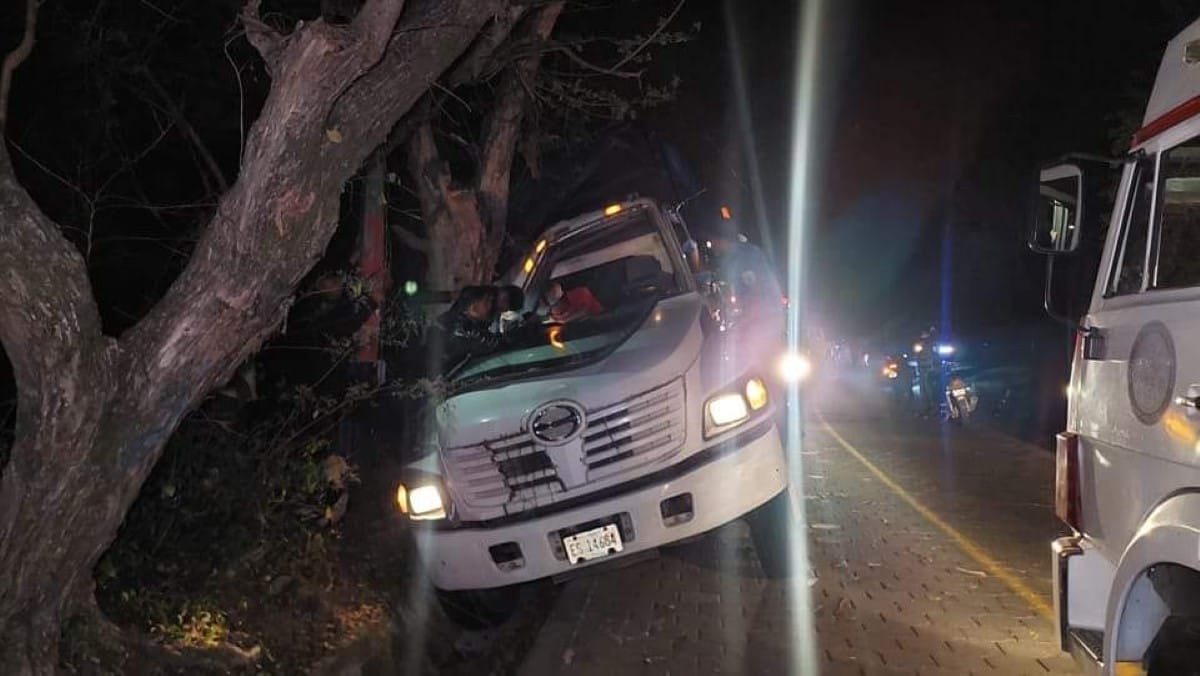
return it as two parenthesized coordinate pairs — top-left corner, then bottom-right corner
(582, 379), (686, 480)
(443, 379), (686, 516)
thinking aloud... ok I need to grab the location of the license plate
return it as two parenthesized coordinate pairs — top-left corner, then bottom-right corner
(563, 524), (623, 564)
(952, 388), (967, 397)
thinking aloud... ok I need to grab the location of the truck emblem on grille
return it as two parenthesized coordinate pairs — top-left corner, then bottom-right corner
(530, 402), (585, 445)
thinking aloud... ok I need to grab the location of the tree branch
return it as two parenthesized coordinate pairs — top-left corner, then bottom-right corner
(0, 141), (112, 470)
(445, 4), (528, 89)
(477, 1), (563, 243)
(138, 69), (230, 193)
(550, 45), (643, 79)
(0, 0), (38, 132)
(609, 0), (686, 72)
(241, 0), (286, 75)
(329, 0), (504, 145)
(353, 0), (407, 53)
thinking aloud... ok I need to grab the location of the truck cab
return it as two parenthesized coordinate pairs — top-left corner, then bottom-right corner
(1034, 16), (1200, 675)
(396, 197), (798, 624)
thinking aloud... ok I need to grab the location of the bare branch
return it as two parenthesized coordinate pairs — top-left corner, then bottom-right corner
(138, 69), (230, 192)
(242, 0), (285, 73)
(551, 45), (643, 79)
(0, 0), (38, 132)
(609, 0), (686, 72)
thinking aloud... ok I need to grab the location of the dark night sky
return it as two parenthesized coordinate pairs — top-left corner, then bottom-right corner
(642, 0), (1196, 340)
(0, 0), (1197, 342)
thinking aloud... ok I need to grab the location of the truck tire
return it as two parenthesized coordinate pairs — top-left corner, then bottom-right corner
(436, 586), (520, 629)
(747, 490), (796, 579)
(1146, 615), (1200, 676)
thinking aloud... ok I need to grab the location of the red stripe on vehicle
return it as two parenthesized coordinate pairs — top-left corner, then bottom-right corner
(1132, 95), (1200, 146)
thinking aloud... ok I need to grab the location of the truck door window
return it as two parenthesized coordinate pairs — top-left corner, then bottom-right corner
(1109, 156), (1156, 295)
(1151, 138), (1200, 290)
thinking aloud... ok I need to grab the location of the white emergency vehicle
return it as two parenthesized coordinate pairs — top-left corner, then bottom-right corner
(1033, 16), (1200, 675)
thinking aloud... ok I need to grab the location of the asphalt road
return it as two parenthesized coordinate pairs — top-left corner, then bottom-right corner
(515, 372), (1078, 675)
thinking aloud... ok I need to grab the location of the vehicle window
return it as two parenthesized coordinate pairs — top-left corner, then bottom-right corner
(539, 211), (680, 312)
(452, 210), (679, 387)
(1152, 138), (1200, 289)
(1109, 156), (1155, 295)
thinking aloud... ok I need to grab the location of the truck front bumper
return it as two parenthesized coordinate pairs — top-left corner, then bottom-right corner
(420, 420), (787, 590)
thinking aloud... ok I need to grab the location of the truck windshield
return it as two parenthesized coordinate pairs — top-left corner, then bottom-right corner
(451, 209), (683, 388)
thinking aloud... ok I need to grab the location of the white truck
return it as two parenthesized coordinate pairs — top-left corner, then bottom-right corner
(1034, 16), (1200, 675)
(394, 197), (800, 624)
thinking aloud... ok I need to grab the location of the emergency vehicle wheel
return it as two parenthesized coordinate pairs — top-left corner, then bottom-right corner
(436, 585), (520, 629)
(747, 490), (796, 579)
(1146, 615), (1200, 676)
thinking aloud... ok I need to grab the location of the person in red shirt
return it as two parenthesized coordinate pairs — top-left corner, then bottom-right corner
(544, 281), (603, 322)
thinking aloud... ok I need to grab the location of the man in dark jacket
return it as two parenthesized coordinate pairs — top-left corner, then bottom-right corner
(432, 286), (501, 371)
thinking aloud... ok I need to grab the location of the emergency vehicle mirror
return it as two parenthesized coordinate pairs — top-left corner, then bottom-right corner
(1030, 163), (1084, 255)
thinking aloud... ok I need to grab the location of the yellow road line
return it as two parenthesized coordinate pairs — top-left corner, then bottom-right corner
(817, 414), (1055, 622)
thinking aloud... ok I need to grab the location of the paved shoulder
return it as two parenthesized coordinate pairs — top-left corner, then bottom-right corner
(517, 419), (1076, 675)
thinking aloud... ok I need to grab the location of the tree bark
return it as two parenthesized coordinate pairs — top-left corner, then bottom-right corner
(406, 2), (563, 290)
(0, 1), (503, 672)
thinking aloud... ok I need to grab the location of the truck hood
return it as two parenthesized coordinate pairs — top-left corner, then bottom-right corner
(437, 292), (703, 448)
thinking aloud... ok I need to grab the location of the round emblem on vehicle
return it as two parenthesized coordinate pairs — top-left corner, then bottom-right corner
(1128, 321), (1176, 425)
(529, 402), (585, 445)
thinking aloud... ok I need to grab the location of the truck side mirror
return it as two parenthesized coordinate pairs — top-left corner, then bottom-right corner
(1030, 163), (1084, 255)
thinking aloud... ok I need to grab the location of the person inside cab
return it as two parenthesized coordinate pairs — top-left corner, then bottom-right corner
(543, 281), (604, 322)
(493, 285), (529, 334)
(434, 286), (501, 369)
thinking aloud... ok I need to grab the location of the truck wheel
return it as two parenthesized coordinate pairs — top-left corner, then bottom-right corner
(1146, 615), (1200, 676)
(436, 586), (520, 629)
(747, 490), (796, 579)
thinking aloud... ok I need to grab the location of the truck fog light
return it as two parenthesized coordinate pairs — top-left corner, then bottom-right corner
(488, 542), (525, 571)
(660, 493), (694, 527)
(406, 484), (447, 520)
(707, 393), (749, 427)
(745, 377), (769, 411)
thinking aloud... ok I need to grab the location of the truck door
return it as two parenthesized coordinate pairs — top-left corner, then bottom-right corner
(1080, 129), (1200, 562)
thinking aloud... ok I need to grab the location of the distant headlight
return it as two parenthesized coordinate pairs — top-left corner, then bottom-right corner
(778, 352), (812, 383)
(935, 344), (955, 356)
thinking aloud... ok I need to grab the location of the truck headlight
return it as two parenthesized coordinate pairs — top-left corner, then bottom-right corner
(704, 375), (769, 438)
(745, 377), (769, 411)
(708, 393), (749, 427)
(396, 481), (447, 520)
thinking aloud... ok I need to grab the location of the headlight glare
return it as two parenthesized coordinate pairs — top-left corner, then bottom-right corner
(398, 483), (447, 520)
(778, 351), (812, 383)
(708, 393), (749, 427)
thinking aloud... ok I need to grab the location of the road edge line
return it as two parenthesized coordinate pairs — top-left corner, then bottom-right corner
(817, 413), (1055, 622)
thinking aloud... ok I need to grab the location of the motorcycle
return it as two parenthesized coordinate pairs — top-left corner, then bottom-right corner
(944, 372), (978, 425)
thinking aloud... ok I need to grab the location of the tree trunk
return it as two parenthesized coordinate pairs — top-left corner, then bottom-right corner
(0, 1), (504, 672)
(407, 2), (563, 291)
(407, 120), (490, 291)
